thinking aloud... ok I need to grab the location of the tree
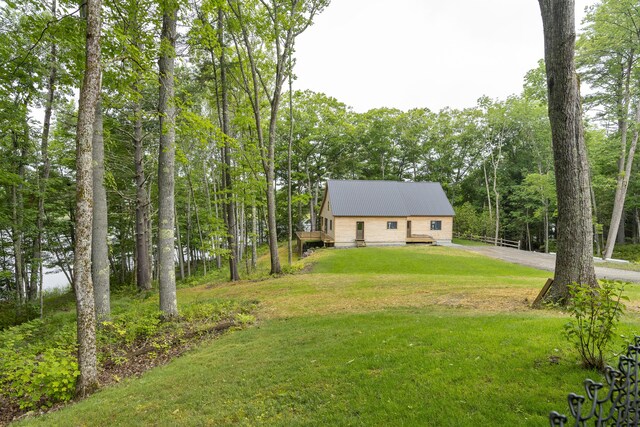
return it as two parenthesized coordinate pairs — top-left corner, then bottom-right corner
(217, 5), (240, 281)
(74, 0), (102, 396)
(92, 99), (110, 320)
(577, 0), (640, 259)
(538, 0), (598, 303)
(227, 0), (328, 275)
(157, 0), (179, 317)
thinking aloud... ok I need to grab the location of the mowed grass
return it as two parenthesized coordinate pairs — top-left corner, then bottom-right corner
(18, 246), (640, 426)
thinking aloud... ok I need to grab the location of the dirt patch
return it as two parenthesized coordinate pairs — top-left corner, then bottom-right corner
(432, 289), (537, 312)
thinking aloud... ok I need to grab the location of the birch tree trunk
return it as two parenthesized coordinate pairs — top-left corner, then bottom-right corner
(157, 1), (178, 317)
(603, 101), (640, 259)
(92, 99), (110, 320)
(74, 0), (102, 397)
(538, 0), (598, 303)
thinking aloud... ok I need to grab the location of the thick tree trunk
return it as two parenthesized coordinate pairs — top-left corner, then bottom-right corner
(265, 125), (281, 275)
(539, 0), (598, 303)
(92, 99), (110, 320)
(74, 0), (102, 397)
(157, 3), (178, 317)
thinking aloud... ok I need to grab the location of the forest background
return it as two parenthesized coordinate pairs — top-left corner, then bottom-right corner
(0, 0), (637, 309)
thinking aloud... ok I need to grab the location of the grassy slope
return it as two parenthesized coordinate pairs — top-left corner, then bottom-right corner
(18, 246), (640, 426)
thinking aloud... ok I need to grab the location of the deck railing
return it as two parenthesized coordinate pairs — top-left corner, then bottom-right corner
(295, 231), (332, 242)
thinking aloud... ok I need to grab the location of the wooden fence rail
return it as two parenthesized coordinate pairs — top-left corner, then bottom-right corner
(453, 233), (521, 250)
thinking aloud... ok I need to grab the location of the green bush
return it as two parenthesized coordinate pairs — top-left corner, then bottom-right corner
(0, 301), (40, 330)
(564, 280), (627, 371)
(0, 321), (77, 409)
(0, 295), (256, 411)
(612, 244), (640, 263)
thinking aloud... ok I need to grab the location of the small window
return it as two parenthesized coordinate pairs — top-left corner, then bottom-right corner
(325, 218), (328, 231)
(430, 220), (442, 231)
(387, 221), (398, 230)
(329, 220), (332, 230)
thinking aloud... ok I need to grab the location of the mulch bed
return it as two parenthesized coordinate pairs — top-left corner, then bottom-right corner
(1, 318), (238, 426)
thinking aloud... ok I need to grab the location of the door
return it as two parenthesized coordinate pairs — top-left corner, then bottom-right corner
(407, 220), (412, 238)
(356, 221), (365, 240)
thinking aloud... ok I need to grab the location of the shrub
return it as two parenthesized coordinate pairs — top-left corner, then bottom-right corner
(563, 280), (627, 371)
(0, 321), (77, 409)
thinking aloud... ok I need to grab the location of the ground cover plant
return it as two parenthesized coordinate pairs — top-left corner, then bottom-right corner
(12, 246), (640, 426)
(0, 289), (256, 424)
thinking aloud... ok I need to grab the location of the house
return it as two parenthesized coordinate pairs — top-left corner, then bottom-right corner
(318, 179), (454, 248)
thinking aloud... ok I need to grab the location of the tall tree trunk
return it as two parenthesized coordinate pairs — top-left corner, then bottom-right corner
(287, 58), (293, 266)
(174, 205), (185, 280)
(539, 0), (598, 303)
(92, 99), (110, 320)
(187, 171), (206, 275)
(211, 167), (222, 269)
(34, 0), (58, 313)
(74, 0), (102, 397)
(134, 87), (151, 291)
(483, 163), (493, 225)
(11, 130), (25, 304)
(186, 195), (192, 277)
(157, 2), (178, 317)
(252, 202), (258, 270)
(603, 104), (640, 258)
(218, 8), (239, 281)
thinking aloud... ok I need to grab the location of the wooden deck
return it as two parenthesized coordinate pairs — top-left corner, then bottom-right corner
(406, 234), (435, 244)
(295, 231), (334, 256)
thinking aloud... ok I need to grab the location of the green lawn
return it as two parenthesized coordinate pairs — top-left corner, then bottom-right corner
(17, 246), (640, 426)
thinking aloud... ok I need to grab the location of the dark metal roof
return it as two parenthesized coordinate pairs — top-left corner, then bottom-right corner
(326, 180), (455, 217)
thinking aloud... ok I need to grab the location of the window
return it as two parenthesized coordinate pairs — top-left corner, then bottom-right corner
(329, 220), (333, 230)
(430, 220), (442, 231)
(325, 218), (328, 231)
(387, 221), (398, 230)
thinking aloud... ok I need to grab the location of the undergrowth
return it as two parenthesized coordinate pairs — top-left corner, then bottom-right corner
(0, 297), (256, 411)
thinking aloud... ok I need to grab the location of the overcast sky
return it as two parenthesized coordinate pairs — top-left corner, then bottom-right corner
(294, 0), (596, 113)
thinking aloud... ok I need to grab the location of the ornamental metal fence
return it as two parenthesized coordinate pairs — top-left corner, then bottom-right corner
(550, 336), (640, 426)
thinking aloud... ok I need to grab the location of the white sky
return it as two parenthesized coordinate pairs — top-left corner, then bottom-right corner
(294, 0), (595, 113)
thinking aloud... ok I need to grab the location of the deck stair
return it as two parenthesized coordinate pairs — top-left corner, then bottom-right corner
(355, 239), (367, 247)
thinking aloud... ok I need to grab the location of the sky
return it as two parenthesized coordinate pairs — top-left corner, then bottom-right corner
(294, 0), (596, 113)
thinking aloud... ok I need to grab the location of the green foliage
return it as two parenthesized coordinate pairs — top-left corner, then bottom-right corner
(612, 244), (640, 263)
(452, 202), (490, 236)
(1, 293), (255, 412)
(0, 301), (40, 330)
(0, 320), (77, 409)
(564, 281), (628, 371)
(280, 262), (305, 275)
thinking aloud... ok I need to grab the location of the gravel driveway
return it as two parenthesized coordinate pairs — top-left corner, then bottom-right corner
(453, 244), (640, 284)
